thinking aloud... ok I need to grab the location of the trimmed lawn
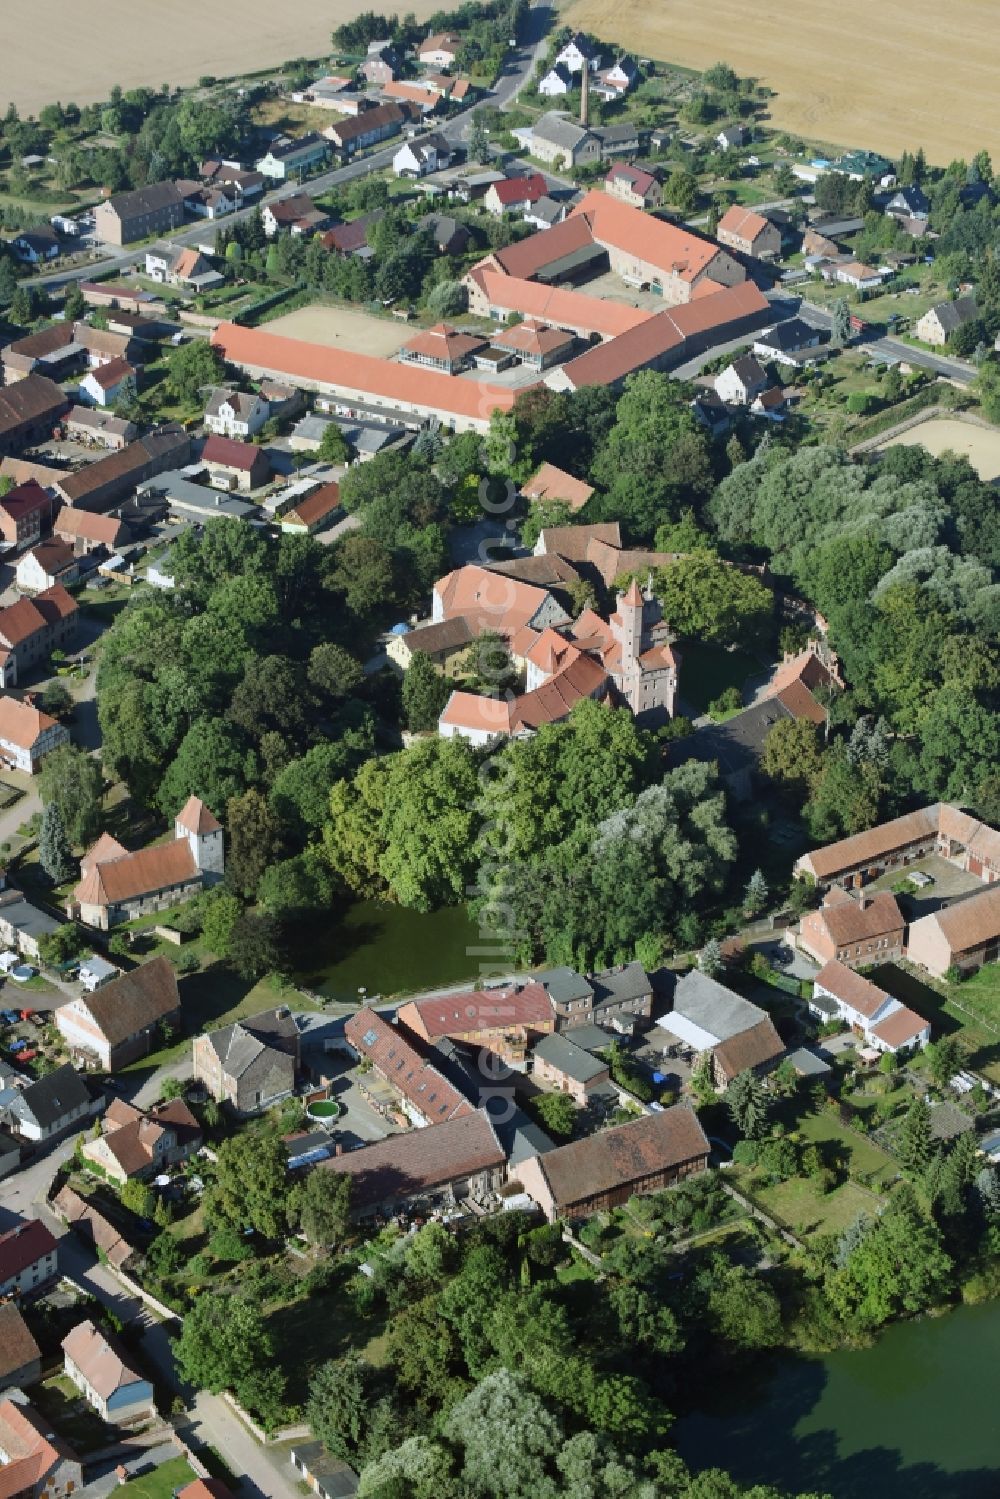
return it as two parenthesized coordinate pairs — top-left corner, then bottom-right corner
(678, 641), (763, 717)
(796, 1110), (898, 1190)
(752, 1174), (879, 1241)
(869, 961), (1000, 1084)
(117, 1457), (196, 1499)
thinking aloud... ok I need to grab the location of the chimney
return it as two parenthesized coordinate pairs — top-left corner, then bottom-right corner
(580, 59), (590, 128)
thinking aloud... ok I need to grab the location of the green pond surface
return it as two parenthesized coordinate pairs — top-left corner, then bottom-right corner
(294, 900), (484, 1002)
(676, 1298), (1000, 1498)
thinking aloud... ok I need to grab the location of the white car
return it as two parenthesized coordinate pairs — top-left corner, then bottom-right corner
(0, 951), (19, 974)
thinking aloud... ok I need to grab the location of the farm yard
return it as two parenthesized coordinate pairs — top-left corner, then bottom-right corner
(562, 0), (1000, 166)
(264, 303), (415, 359)
(1, 0), (443, 115)
(879, 416), (1000, 483)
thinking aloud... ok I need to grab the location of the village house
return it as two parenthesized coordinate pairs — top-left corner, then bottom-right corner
(399, 323), (488, 374)
(204, 388), (269, 438)
(716, 204), (782, 259)
(523, 195), (567, 231)
(94, 182), (185, 246)
(0, 888), (61, 958)
(517, 1106), (709, 1221)
(144, 245), (221, 291)
(0, 480), (50, 551)
(539, 62), (573, 97)
(0, 585), (78, 689)
(795, 804), (1000, 889)
(522, 462), (594, 513)
(70, 797), (224, 930)
(54, 428), (191, 513)
(201, 434), (270, 491)
(77, 357), (136, 410)
(360, 40), (402, 86)
(886, 184), (930, 219)
(200, 161), (264, 202)
(827, 260), (883, 291)
(193, 1007), (300, 1114)
(53, 507), (130, 556)
(344, 1007), (473, 1126)
(280, 481), (342, 535)
(797, 887), (905, 967)
(662, 970), (784, 1087)
(381, 79), (445, 113)
(62, 1321), (155, 1425)
(0, 1218), (58, 1298)
(64, 407), (136, 450)
(531, 1031), (611, 1103)
(397, 981), (556, 1071)
(11, 226), (61, 264)
(907, 884), (1000, 978)
(555, 32), (604, 73)
(810, 960), (930, 1052)
(323, 105), (404, 158)
(0, 1305), (42, 1390)
(261, 194), (329, 237)
(715, 354), (770, 405)
(54, 957), (181, 1071)
(716, 125), (747, 150)
(81, 1096), (201, 1183)
(604, 162), (661, 209)
(320, 1108), (506, 1220)
(393, 134), (451, 177)
(257, 133), (329, 180)
(753, 318), (825, 366)
(530, 113), (602, 170)
(418, 212), (469, 255)
(0, 1063), (96, 1145)
(0, 1394), (82, 1497)
(0, 377), (68, 457)
(1, 324), (83, 385)
(537, 962), (654, 1033)
(914, 296), (979, 346)
(593, 54), (640, 98)
(418, 31), (462, 66)
(483, 174), (549, 216)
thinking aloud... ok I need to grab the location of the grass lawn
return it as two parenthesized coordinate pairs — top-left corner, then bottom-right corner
(678, 641), (763, 717)
(556, 1255), (599, 1285)
(31, 1374), (110, 1453)
(751, 1173), (880, 1241)
(796, 1109), (899, 1190)
(117, 1457), (196, 1499)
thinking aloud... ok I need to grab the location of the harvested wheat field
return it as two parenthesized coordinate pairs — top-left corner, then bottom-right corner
(879, 417), (1000, 482)
(265, 305), (412, 359)
(563, 0), (1000, 165)
(4, 0), (442, 116)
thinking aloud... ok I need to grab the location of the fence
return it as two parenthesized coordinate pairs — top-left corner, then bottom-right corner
(222, 1392), (309, 1445)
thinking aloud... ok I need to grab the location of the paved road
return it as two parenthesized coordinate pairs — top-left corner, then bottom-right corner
(799, 299), (977, 383)
(28, 1), (555, 296)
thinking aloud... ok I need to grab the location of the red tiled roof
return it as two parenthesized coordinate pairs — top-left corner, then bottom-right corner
(0, 480), (50, 521)
(492, 319), (574, 357)
(0, 1303), (41, 1379)
(0, 695), (62, 751)
(284, 481), (341, 528)
(814, 959), (889, 1020)
(201, 434), (264, 472)
(175, 795), (221, 835)
(470, 267), (651, 337)
(400, 980), (553, 1038)
(344, 1008), (473, 1122)
(570, 189), (733, 281)
(872, 1007), (928, 1048)
(0, 585), (76, 649)
(86, 356), (135, 390)
(528, 1106), (709, 1211)
(0, 1218), (57, 1282)
(212, 322), (519, 424)
(75, 836), (198, 908)
(319, 1110), (504, 1210)
(920, 883), (1000, 954)
(434, 563), (556, 634)
(814, 889), (903, 946)
(56, 957), (179, 1046)
(489, 173), (548, 207)
(489, 214), (597, 279)
(402, 323), (488, 361)
(606, 163), (657, 197)
(717, 204), (771, 243)
(523, 463), (594, 511)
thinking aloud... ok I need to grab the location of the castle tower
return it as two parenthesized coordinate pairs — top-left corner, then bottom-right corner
(175, 795), (225, 882)
(611, 578), (643, 666)
(580, 57), (590, 128)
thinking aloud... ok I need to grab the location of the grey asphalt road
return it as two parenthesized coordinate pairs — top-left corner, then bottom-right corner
(799, 298), (977, 383)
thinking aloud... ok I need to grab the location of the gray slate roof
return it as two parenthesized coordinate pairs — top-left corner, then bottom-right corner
(1, 1062), (92, 1131)
(533, 112), (596, 152)
(537, 966), (594, 1006)
(206, 1008), (298, 1079)
(533, 1031), (609, 1084)
(592, 961), (653, 1008)
(928, 296), (977, 334)
(669, 970), (768, 1042)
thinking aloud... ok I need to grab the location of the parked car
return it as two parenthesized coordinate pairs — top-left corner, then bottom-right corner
(0, 1009), (20, 1025)
(8, 1039), (28, 1053)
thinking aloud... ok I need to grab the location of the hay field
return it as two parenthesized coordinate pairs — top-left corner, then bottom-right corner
(880, 417), (1000, 482)
(4, 0), (442, 116)
(265, 304), (411, 358)
(562, 0), (1000, 165)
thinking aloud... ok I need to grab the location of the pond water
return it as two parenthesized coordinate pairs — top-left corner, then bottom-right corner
(293, 900), (483, 1002)
(676, 1298), (1000, 1498)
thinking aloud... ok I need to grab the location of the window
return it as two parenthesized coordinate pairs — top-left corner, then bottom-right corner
(362, 1028), (378, 1048)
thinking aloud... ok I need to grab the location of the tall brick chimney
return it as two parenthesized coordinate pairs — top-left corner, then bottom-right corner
(580, 58), (590, 128)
